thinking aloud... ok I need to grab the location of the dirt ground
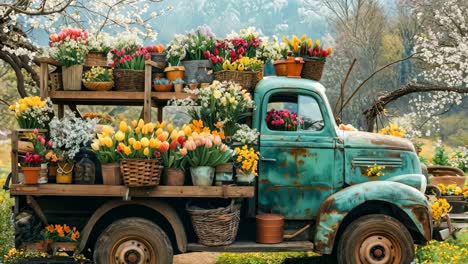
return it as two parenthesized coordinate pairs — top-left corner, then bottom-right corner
(173, 252), (220, 264)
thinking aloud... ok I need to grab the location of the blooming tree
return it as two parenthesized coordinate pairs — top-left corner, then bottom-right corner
(0, 0), (172, 96)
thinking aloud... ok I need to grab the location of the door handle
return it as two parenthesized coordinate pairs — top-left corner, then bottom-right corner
(261, 157), (277, 162)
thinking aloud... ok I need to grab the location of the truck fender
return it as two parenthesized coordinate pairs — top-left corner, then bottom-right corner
(314, 181), (431, 254)
(78, 199), (187, 253)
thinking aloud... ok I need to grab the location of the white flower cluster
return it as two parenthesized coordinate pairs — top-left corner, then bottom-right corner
(448, 147), (468, 171)
(233, 124), (260, 145)
(88, 32), (113, 53)
(257, 35), (288, 61)
(166, 34), (187, 65)
(49, 112), (99, 160)
(113, 32), (143, 50)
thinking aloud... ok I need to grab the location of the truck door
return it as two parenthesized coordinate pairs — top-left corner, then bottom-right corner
(258, 90), (339, 219)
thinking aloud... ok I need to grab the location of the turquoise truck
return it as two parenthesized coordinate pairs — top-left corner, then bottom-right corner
(8, 76), (431, 264)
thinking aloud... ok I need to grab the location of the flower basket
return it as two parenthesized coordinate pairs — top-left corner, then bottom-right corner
(49, 71), (63, 90)
(84, 52), (108, 67)
(153, 84), (173, 92)
(187, 201), (241, 246)
(114, 69), (145, 91)
(82, 80), (114, 91)
(301, 58), (325, 81)
(62, 65), (83, 90)
(120, 159), (161, 187)
(213, 70), (258, 91)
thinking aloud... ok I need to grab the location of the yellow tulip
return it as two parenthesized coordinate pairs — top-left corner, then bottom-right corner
(101, 125), (114, 136)
(315, 39), (320, 47)
(145, 123), (154, 133)
(167, 123), (174, 133)
(128, 137), (136, 145)
(91, 141), (99, 151)
(143, 147), (150, 157)
(104, 137), (113, 148)
(149, 138), (158, 148)
(237, 63), (245, 71)
(140, 137), (150, 147)
(307, 38), (312, 48)
(137, 119), (144, 129)
(183, 125), (192, 136)
(115, 131), (125, 142)
(131, 120), (138, 127)
(133, 141), (142, 150)
(19, 104), (27, 112)
(300, 34), (306, 41)
(119, 121), (128, 132)
(123, 146), (131, 156)
(98, 137), (106, 146)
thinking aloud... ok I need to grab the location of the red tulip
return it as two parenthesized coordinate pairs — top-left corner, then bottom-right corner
(218, 57), (224, 63)
(321, 49), (328, 57)
(170, 140), (178, 150)
(214, 48), (219, 56)
(210, 56), (217, 64)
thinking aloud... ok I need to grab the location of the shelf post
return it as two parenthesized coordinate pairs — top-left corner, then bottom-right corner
(39, 62), (49, 99)
(144, 63), (152, 122)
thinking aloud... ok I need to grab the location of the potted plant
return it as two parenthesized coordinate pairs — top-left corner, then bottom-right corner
(42, 224), (81, 254)
(8, 96), (54, 129)
(29, 129), (55, 184)
(437, 183), (466, 213)
(178, 25), (216, 84)
(116, 119), (165, 187)
(165, 39), (185, 81)
(153, 78), (173, 92)
(85, 33), (112, 67)
(49, 112), (98, 184)
(215, 57), (263, 91)
(21, 131), (48, 187)
(182, 124), (232, 186)
(431, 198), (451, 225)
(49, 28), (89, 90)
(171, 78), (185, 92)
(258, 36), (288, 76)
(91, 124), (123, 185)
(301, 39), (332, 81)
(157, 123), (188, 186)
(110, 33), (149, 91)
(82, 66), (113, 91)
(234, 145), (259, 185)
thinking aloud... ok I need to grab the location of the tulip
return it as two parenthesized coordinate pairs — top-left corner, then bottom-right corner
(143, 147), (150, 157)
(220, 144), (228, 152)
(158, 131), (169, 142)
(137, 119), (145, 129)
(140, 137), (150, 147)
(159, 141), (169, 152)
(167, 124), (174, 133)
(105, 137), (113, 148)
(185, 140), (196, 151)
(133, 141), (142, 150)
(179, 148), (188, 156)
(131, 120), (138, 127)
(177, 136), (186, 145)
(170, 140), (178, 150)
(128, 137), (136, 145)
(47, 140), (53, 147)
(115, 131), (125, 142)
(123, 146), (131, 156)
(33, 129), (38, 135)
(213, 135), (222, 146)
(91, 141), (99, 151)
(149, 138), (160, 149)
(204, 139), (213, 148)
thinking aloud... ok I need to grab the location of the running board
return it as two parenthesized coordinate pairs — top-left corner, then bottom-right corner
(187, 241), (314, 252)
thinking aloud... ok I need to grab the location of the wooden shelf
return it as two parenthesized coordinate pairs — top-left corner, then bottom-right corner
(48, 90), (192, 105)
(9, 184), (255, 198)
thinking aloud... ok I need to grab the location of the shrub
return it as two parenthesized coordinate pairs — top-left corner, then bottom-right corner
(0, 187), (14, 260)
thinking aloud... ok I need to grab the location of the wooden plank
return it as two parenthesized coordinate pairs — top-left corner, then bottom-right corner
(11, 130), (18, 184)
(449, 213), (468, 220)
(187, 241), (315, 252)
(151, 92), (195, 101)
(9, 184), (255, 198)
(49, 90), (145, 101)
(40, 62), (49, 98)
(144, 64), (152, 122)
(35, 57), (60, 66)
(26, 196), (49, 225)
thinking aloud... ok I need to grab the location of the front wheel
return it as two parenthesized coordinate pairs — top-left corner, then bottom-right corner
(94, 217), (173, 264)
(337, 214), (414, 264)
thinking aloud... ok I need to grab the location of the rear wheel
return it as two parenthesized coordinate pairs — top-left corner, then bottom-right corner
(94, 217), (173, 264)
(337, 214), (414, 264)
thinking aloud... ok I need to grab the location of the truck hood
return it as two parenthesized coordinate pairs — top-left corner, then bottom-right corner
(342, 131), (415, 152)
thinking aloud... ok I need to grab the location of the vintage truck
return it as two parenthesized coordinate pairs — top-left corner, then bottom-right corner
(7, 69), (431, 264)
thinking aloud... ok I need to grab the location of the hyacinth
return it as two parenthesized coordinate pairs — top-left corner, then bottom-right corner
(266, 109), (304, 131)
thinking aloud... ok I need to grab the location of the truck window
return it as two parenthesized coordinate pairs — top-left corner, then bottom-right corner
(266, 93), (324, 132)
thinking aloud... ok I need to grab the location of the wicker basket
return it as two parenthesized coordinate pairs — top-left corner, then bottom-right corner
(82, 80), (114, 91)
(84, 52), (108, 67)
(187, 201), (241, 246)
(213, 70), (258, 91)
(49, 72), (63, 90)
(120, 159), (161, 187)
(301, 59), (325, 81)
(114, 69), (145, 91)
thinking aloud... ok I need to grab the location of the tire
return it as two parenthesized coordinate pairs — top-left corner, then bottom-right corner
(336, 214), (414, 264)
(94, 217), (173, 264)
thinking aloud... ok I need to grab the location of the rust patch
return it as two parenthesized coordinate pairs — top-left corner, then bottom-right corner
(319, 196), (336, 214)
(281, 159), (287, 168)
(298, 160), (304, 166)
(411, 206), (432, 241)
(259, 179), (271, 184)
(263, 185), (331, 192)
(305, 208), (311, 214)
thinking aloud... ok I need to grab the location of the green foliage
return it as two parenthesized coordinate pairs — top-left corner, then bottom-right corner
(432, 146), (450, 166)
(0, 188), (14, 260)
(414, 234), (468, 264)
(217, 252), (320, 264)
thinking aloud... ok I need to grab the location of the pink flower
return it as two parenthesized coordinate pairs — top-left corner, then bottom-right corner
(124, 55), (132, 61)
(287, 124), (292, 129)
(119, 58), (125, 64)
(127, 47), (131, 52)
(214, 48), (219, 56)
(144, 54), (150, 60)
(33, 129), (38, 135)
(37, 135), (45, 146)
(47, 140), (53, 147)
(204, 139), (213, 149)
(210, 56), (217, 64)
(203, 51), (211, 59)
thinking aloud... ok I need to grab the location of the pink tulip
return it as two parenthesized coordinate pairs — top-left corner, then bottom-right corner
(204, 139), (213, 149)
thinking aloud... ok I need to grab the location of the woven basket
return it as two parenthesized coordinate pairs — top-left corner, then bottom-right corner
(301, 59), (325, 81)
(213, 70), (258, 91)
(120, 159), (161, 187)
(82, 80), (113, 91)
(49, 72), (63, 90)
(187, 201), (241, 246)
(114, 69), (145, 91)
(84, 52), (108, 67)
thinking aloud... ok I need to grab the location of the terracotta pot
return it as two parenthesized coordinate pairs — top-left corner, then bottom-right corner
(153, 84), (173, 92)
(56, 163), (73, 184)
(174, 84), (184, 92)
(273, 60), (287, 76)
(286, 57), (304, 78)
(22, 167), (40, 185)
(163, 168), (185, 186)
(164, 66), (185, 81)
(101, 163), (122, 185)
(62, 65), (83, 90)
(256, 214), (284, 244)
(190, 166), (215, 186)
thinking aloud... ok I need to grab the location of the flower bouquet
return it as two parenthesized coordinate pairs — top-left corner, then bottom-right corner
(178, 25), (216, 84)
(301, 38), (332, 80)
(49, 28), (89, 90)
(266, 109), (304, 131)
(43, 224), (80, 253)
(110, 36), (150, 91)
(257, 36), (289, 76)
(214, 56), (263, 90)
(115, 119), (169, 187)
(234, 145), (259, 184)
(82, 66), (113, 91)
(232, 124), (260, 146)
(147, 44), (167, 74)
(85, 32), (113, 67)
(9, 96), (54, 129)
(91, 124), (122, 185)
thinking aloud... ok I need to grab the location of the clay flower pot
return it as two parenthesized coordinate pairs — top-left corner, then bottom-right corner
(162, 168), (185, 186)
(164, 66), (185, 81)
(22, 167), (40, 185)
(285, 57), (304, 78)
(273, 59), (287, 76)
(153, 84), (173, 92)
(101, 163), (122, 185)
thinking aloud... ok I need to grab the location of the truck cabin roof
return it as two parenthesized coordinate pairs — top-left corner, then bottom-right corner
(254, 76), (327, 99)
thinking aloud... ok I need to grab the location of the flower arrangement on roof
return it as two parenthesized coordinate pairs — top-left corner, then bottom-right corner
(8, 96), (54, 129)
(378, 123), (406, 138)
(146, 44), (165, 54)
(305, 39), (332, 61)
(266, 109), (304, 131)
(49, 28), (89, 66)
(257, 35), (289, 61)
